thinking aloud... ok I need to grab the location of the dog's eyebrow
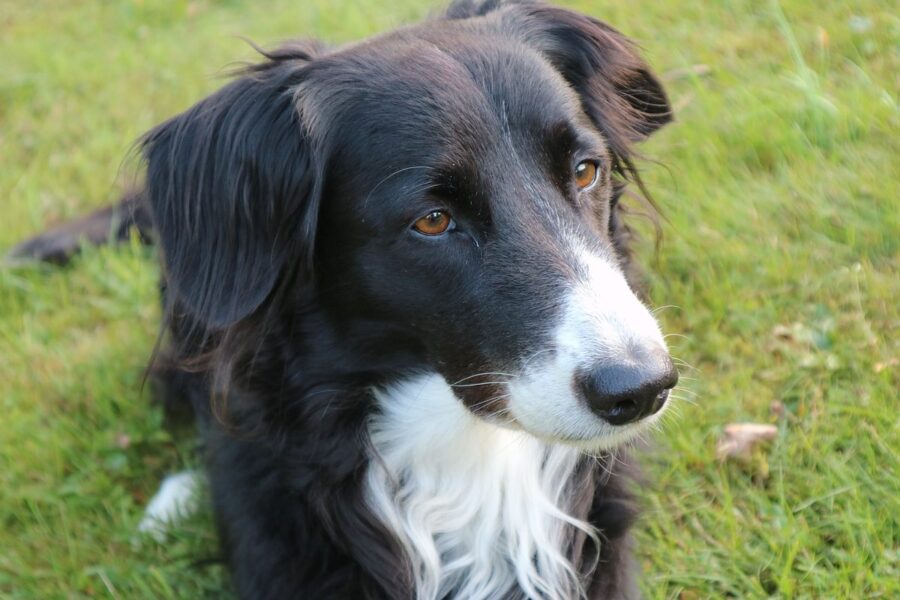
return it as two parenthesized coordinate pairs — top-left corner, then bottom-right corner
(364, 165), (432, 208)
(575, 132), (609, 158)
(542, 120), (607, 156)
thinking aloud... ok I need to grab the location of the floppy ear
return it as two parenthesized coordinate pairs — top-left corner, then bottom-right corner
(523, 4), (671, 141)
(142, 49), (320, 329)
(450, 1), (671, 157)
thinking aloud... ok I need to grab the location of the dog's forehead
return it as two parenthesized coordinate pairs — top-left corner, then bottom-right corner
(300, 29), (587, 158)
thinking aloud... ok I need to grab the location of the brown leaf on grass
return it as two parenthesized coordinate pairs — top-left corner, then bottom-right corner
(874, 357), (898, 373)
(772, 324), (793, 339)
(716, 423), (778, 462)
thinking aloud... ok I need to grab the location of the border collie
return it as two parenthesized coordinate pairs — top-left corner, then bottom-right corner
(10, 1), (678, 597)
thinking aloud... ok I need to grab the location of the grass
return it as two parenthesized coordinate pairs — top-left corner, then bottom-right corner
(1, 0), (897, 597)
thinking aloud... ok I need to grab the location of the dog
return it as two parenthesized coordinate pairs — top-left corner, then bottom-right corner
(10, 1), (678, 597)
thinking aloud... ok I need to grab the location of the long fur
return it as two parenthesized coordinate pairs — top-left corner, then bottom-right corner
(10, 2), (676, 598)
(367, 374), (597, 600)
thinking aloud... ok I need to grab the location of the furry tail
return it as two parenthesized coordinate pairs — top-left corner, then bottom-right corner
(6, 190), (153, 265)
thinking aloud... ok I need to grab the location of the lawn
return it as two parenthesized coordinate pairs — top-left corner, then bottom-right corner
(1, 0), (897, 598)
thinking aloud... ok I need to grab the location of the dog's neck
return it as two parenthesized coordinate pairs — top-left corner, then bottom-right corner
(365, 373), (598, 600)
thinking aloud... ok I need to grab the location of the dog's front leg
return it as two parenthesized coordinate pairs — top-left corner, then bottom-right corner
(205, 423), (411, 600)
(205, 430), (368, 599)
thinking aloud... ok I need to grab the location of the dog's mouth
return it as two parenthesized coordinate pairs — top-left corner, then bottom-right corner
(470, 378), (674, 451)
(451, 368), (672, 452)
(452, 248), (678, 450)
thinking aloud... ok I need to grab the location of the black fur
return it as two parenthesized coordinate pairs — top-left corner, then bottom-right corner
(6, 189), (153, 265)
(11, 2), (673, 598)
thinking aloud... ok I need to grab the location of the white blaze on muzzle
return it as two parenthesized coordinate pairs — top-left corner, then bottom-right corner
(506, 244), (672, 449)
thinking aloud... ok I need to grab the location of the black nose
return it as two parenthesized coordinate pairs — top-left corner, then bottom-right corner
(577, 348), (678, 426)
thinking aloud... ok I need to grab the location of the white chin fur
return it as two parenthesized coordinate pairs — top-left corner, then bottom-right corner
(507, 246), (670, 450)
(367, 374), (597, 600)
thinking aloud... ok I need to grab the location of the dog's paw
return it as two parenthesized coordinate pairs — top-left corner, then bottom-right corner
(138, 471), (203, 541)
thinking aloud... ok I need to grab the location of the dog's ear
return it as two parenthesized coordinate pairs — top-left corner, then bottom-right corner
(142, 48), (320, 329)
(450, 1), (671, 155)
(523, 5), (672, 141)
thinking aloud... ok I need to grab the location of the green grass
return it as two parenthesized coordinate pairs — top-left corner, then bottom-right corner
(1, 0), (897, 597)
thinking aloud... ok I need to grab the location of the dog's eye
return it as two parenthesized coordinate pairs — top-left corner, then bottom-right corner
(412, 210), (452, 236)
(574, 160), (599, 190)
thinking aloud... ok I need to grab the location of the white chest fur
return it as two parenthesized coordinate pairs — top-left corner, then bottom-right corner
(366, 374), (597, 600)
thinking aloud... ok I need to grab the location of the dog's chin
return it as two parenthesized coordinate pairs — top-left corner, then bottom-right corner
(556, 415), (661, 455)
(477, 403), (666, 454)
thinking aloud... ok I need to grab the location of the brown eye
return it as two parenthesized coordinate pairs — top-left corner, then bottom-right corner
(412, 210), (452, 236)
(574, 160), (599, 190)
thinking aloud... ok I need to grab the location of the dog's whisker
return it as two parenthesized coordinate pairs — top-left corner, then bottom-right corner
(671, 360), (697, 371)
(669, 394), (697, 407)
(663, 403), (685, 418)
(450, 381), (512, 388)
(451, 372), (516, 385)
(651, 304), (682, 316)
(662, 331), (689, 339)
(671, 392), (698, 402)
(670, 356), (698, 371)
(671, 386), (698, 396)
(519, 347), (555, 374)
(670, 398), (697, 408)
(467, 394), (511, 411)
(670, 385), (697, 396)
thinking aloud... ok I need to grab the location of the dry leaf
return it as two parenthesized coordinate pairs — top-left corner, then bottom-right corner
(874, 358), (898, 373)
(716, 423), (778, 461)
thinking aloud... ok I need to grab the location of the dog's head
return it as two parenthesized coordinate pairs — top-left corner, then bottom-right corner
(144, 0), (676, 450)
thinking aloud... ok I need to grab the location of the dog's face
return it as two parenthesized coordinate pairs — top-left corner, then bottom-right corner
(144, 2), (677, 449)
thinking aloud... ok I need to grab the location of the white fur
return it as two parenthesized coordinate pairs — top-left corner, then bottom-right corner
(367, 374), (597, 600)
(507, 244), (669, 449)
(138, 470), (202, 541)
